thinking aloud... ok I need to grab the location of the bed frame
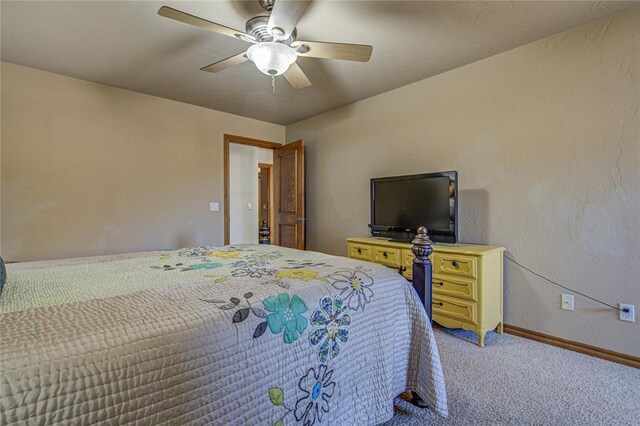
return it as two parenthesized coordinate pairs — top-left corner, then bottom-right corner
(258, 220), (434, 322)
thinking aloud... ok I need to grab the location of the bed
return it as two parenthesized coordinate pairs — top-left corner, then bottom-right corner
(0, 232), (447, 425)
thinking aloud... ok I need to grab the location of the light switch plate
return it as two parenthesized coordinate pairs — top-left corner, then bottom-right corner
(209, 202), (219, 212)
(561, 294), (574, 311)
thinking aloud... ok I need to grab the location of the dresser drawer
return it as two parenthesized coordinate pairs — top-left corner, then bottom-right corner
(401, 250), (414, 278)
(432, 252), (477, 279)
(402, 250), (438, 278)
(372, 247), (401, 266)
(432, 294), (478, 325)
(348, 243), (372, 261)
(432, 274), (477, 302)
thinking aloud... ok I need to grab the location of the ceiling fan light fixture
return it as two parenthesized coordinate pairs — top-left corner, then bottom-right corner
(247, 42), (297, 76)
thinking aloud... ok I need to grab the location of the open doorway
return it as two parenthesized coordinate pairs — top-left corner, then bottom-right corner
(225, 136), (278, 245)
(224, 134), (305, 248)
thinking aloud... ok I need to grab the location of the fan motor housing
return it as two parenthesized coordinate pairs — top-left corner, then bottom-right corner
(246, 15), (296, 44)
(258, 0), (275, 11)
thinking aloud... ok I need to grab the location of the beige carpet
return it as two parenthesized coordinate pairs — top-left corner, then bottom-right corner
(383, 327), (640, 425)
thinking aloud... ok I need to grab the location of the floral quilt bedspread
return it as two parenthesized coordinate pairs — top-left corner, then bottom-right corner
(1, 244), (447, 425)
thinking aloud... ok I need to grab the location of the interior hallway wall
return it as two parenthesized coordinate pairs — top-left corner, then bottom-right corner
(229, 144), (273, 244)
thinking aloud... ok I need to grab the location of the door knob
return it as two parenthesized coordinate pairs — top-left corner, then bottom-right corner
(295, 217), (306, 222)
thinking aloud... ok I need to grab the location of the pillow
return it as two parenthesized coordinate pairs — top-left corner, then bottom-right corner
(0, 256), (6, 296)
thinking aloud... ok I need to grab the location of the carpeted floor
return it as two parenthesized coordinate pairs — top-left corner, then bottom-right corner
(383, 327), (640, 425)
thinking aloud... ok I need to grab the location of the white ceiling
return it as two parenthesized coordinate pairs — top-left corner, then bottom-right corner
(1, 1), (637, 125)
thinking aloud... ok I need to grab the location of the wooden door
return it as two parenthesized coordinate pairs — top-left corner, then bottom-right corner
(274, 140), (305, 249)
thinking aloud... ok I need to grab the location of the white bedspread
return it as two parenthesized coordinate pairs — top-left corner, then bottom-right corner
(1, 244), (447, 425)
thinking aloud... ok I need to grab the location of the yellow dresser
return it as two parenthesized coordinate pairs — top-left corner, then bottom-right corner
(347, 237), (505, 347)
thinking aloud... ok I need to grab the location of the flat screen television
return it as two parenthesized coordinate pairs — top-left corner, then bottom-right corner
(370, 171), (458, 243)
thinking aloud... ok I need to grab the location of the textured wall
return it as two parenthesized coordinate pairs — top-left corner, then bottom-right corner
(286, 11), (639, 356)
(1, 62), (284, 261)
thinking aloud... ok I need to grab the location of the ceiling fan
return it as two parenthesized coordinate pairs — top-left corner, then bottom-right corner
(158, 0), (373, 90)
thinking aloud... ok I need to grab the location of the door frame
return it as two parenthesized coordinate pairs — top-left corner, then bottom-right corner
(223, 134), (281, 245)
(258, 162), (274, 241)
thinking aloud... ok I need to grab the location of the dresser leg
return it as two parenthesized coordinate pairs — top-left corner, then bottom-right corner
(478, 330), (486, 348)
(496, 322), (504, 334)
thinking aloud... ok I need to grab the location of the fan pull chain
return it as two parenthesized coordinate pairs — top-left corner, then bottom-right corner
(271, 75), (276, 95)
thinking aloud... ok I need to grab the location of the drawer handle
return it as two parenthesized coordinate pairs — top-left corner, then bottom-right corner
(451, 260), (459, 268)
(433, 281), (444, 287)
(357, 248), (362, 254)
(383, 252), (388, 258)
(433, 301), (444, 307)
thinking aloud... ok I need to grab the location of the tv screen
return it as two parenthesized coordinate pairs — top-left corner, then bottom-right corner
(370, 171), (458, 243)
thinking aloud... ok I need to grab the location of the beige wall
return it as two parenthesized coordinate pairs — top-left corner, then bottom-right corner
(1, 62), (284, 262)
(287, 11), (639, 356)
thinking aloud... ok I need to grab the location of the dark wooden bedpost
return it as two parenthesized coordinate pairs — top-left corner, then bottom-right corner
(411, 226), (433, 323)
(259, 219), (271, 245)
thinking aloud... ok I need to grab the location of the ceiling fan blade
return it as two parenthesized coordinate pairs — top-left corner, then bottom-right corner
(200, 52), (248, 73)
(292, 40), (373, 62)
(158, 6), (254, 42)
(267, 0), (311, 40)
(283, 63), (312, 89)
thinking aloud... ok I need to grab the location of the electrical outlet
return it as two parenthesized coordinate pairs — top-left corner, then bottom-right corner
(561, 294), (574, 311)
(619, 304), (635, 322)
